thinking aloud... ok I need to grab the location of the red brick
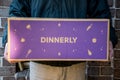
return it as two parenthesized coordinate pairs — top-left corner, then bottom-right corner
(115, 0), (120, 8)
(0, 66), (15, 76)
(87, 76), (113, 80)
(0, 48), (4, 56)
(14, 77), (26, 80)
(116, 30), (120, 39)
(107, 0), (113, 7)
(1, 17), (7, 27)
(110, 9), (116, 18)
(0, 28), (4, 36)
(87, 67), (100, 75)
(101, 67), (113, 75)
(114, 78), (120, 80)
(115, 20), (120, 29)
(114, 50), (120, 59)
(88, 61), (111, 66)
(116, 9), (120, 18)
(114, 60), (120, 68)
(115, 40), (120, 49)
(3, 58), (16, 66)
(3, 77), (15, 80)
(0, 0), (12, 7)
(0, 8), (9, 17)
(114, 69), (120, 78)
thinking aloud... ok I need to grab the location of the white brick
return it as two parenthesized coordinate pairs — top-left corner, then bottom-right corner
(0, 7), (9, 17)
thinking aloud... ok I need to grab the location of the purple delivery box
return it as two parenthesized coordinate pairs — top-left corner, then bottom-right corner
(8, 18), (109, 61)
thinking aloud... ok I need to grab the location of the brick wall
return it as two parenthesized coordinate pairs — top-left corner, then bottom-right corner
(87, 0), (120, 80)
(0, 0), (15, 80)
(0, 0), (120, 80)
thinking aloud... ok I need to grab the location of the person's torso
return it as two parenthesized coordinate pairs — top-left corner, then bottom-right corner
(29, 0), (88, 66)
(30, 0), (88, 18)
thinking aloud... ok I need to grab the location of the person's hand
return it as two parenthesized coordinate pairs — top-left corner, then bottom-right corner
(4, 43), (8, 60)
(109, 41), (114, 61)
(4, 43), (18, 63)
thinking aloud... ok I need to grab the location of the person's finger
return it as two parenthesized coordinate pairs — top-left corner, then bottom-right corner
(109, 41), (114, 61)
(3, 43), (17, 63)
(4, 43), (8, 60)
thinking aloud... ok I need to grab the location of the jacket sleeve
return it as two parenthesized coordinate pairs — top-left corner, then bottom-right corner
(2, 0), (31, 47)
(2, 24), (7, 47)
(9, 0), (31, 17)
(87, 0), (118, 48)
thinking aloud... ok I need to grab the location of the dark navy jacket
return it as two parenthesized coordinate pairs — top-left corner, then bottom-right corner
(2, 0), (118, 66)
